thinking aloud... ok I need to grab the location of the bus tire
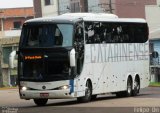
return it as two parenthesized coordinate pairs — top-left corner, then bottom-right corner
(125, 77), (132, 97)
(77, 81), (92, 103)
(116, 77), (133, 97)
(132, 77), (140, 96)
(33, 99), (48, 106)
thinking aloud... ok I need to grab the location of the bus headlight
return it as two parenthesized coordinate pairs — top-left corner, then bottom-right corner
(59, 85), (70, 90)
(21, 86), (27, 91)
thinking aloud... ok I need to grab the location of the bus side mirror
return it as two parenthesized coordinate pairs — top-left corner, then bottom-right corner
(70, 49), (76, 67)
(9, 51), (17, 69)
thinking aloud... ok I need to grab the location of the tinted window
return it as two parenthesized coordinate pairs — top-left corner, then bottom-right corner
(20, 24), (73, 48)
(85, 22), (148, 44)
(2, 47), (12, 64)
(13, 21), (21, 29)
(44, 0), (53, 6)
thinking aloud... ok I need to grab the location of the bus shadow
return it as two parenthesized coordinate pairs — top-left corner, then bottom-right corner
(45, 95), (121, 106)
(20, 93), (153, 108)
(134, 93), (160, 98)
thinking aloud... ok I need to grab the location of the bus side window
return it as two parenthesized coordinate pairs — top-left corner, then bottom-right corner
(74, 22), (84, 51)
(111, 25), (124, 43)
(121, 25), (129, 43)
(75, 24), (83, 43)
(55, 28), (62, 45)
(85, 22), (95, 44)
(103, 24), (112, 43)
(93, 23), (100, 43)
(134, 24), (147, 43)
(90, 22), (105, 43)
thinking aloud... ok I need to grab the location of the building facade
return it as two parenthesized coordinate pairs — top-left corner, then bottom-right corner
(41, 0), (58, 17)
(114, 0), (157, 18)
(145, 0), (160, 82)
(0, 7), (34, 86)
(34, 0), (59, 17)
(34, 0), (88, 16)
(58, 0), (70, 14)
(33, 0), (42, 17)
(150, 39), (160, 82)
(34, 0), (157, 18)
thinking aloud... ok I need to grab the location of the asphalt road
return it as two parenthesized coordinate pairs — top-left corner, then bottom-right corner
(0, 87), (160, 113)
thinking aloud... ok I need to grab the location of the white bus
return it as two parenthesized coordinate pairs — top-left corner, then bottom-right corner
(17, 13), (150, 106)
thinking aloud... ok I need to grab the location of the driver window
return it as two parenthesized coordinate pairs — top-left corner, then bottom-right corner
(28, 28), (39, 46)
(55, 28), (62, 45)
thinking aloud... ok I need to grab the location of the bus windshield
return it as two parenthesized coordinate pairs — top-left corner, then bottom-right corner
(20, 24), (73, 48)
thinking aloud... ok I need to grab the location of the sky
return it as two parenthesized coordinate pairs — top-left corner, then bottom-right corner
(0, 0), (33, 9)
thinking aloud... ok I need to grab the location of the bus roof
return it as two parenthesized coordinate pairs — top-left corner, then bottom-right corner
(25, 16), (83, 24)
(84, 18), (147, 23)
(61, 13), (118, 19)
(25, 13), (146, 24)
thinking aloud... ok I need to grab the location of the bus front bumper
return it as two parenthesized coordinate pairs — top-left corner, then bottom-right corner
(20, 89), (75, 99)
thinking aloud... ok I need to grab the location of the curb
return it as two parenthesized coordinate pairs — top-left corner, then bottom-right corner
(148, 85), (160, 87)
(0, 87), (18, 90)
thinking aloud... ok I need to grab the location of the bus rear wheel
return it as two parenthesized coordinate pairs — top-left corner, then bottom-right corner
(132, 78), (140, 96)
(125, 77), (132, 97)
(77, 81), (92, 103)
(33, 99), (48, 106)
(116, 77), (133, 97)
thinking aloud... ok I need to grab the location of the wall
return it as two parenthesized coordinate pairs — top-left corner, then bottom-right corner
(150, 40), (160, 82)
(80, 0), (88, 12)
(146, 0), (160, 83)
(0, 8), (34, 38)
(145, 2), (160, 40)
(99, 0), (115, 13)
(115, 0), (157, 18)
(157, 0), (160, 5)
(1, 69), (9, 86)
(33, 0), (42, 17)
(88, 0), (103, 12)
(1, 8), (34, 17)
(146, 5), (160, 28)
(41, 0), (58, 17)
(58, 0), (70, 14)
(0, 37), (19, 86)
(0, 7), (34, 86)
(3, 17), (32, 31)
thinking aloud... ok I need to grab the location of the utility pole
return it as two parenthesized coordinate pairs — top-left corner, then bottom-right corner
(0, 11), (4, 32)
(109, 0), (113, 13)
(98, 0), (114, 13)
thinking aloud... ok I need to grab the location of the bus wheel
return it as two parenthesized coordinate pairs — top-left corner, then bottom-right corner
(77, 81), (92, 103)
(116, 78), (132, 97)
(132, 78), (140, 96)
(33, 99), (48, 106)
(125, 77), (132, 97)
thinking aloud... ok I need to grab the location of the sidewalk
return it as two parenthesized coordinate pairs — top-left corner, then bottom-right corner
(0, 86), (18, 90)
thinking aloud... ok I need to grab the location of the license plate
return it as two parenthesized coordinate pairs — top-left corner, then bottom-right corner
(40, 93), (49, 98)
